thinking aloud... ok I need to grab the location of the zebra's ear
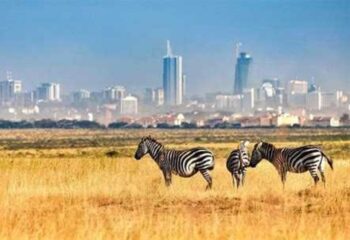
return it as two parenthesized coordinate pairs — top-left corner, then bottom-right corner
(257, 141), (263, 149)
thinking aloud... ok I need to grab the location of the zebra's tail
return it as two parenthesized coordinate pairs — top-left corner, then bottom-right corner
(322, 152), (334, 170)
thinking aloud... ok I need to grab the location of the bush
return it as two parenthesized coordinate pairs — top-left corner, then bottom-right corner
(108, 122), (128, 129)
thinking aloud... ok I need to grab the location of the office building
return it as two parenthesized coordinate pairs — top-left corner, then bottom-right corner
(163, 40), (184, 105)
(234, 52), (252, 94)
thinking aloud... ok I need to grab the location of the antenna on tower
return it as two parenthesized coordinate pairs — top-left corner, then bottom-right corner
(6, 71), (12, 81)
(166, 40), (172, 56)
(235, 42), (242, 58)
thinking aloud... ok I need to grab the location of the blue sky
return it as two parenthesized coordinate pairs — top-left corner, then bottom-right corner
(0, 0), (349, 95)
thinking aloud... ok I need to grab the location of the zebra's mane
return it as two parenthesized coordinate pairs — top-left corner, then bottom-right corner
(144, 136), (164, 146)
(262, 141), (276, 150)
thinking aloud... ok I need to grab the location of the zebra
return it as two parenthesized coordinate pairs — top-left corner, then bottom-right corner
(249, 141), (333, 187)
(226, 140), (250, 188)
(134, 136), (215, 190)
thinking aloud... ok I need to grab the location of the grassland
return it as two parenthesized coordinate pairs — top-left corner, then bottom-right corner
(0, 128), (349, 239)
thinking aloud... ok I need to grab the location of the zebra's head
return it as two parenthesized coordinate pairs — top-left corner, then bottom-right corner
(134, 137), (150, 160)
(239, 140), (250, 167)
(250, 141), (264, 167)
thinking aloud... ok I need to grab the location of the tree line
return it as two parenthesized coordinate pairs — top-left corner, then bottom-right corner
(0, 117), (348, 129)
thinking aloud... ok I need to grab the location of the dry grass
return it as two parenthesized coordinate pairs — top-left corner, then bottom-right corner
(0, 129), (349, 239)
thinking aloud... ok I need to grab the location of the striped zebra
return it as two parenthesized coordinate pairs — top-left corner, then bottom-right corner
(250, 141), (333, 187)
(134, 136), (215, 189)
(226, 140), (250, 188)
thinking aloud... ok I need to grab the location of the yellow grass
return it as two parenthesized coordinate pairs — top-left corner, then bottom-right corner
(0, 129), (349, 239)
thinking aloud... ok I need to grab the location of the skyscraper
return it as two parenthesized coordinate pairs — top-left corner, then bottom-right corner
(234, 52), (252, 94)
(36, 83), (60, 102)
(163, 40), (183, 105)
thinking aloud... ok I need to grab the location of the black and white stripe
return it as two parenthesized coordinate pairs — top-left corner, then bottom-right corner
(226, 141), (250, 188)
(250, 141), (333, 187)
(134, 136), (215, 189)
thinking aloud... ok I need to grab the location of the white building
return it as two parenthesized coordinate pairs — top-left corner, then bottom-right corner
(104, 86), (126, 101)
(287, 80), (308, 108)
(36, 83), (60, 101)
(215, 94), (242, 111)
(276, 113), (300, 127)
(155, 88), (164, 106)
(0, 79), (22, 103)
(73, 89), (90, 102)
(288, 80), (308, 95)
(321, 91), (342, 109)
(242, 88), (255, 112)
(306, 91), (322, 111)
(120, 95), (138, 115)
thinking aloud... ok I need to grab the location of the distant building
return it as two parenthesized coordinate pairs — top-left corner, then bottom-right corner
(321, 91), (342, 109)
(36, 83), (60, 102)
(182, 74), (187, 99)
(120, 95), (138, 115)
(144, 88), (156, 105)
(276, 113), (300, 127)
(0, 79), (22, 103)
(215, 94), (241, 111)
(242, 88), (255, 112)
(104, 86), (125, 101)
(73, 89), (90, 102)
(234, 52), (252, 94)
(155, 88), (164, 106)
(144, 87), (164, 106)
(163, 40), (184, 105)
(306, 90), (322, 111)
(288, 80), (308, 95)
(287, 80), (308, 108)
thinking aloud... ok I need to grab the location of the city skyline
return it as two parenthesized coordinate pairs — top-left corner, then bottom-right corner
(0, 0), (349, 95)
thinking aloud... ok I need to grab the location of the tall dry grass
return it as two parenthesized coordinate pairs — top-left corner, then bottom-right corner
(0, 131), (349, 239)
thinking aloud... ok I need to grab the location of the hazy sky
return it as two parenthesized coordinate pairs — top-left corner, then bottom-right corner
(0, 0), (349, 95)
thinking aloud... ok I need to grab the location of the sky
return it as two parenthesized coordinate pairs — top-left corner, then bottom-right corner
(0, 0), (349, 96)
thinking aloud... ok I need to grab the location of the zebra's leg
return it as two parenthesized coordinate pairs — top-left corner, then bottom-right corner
(309, 168), (319, 186)
(233, 172), (240, 189)
(162, 170), (172, 187)
(200, 169), (212, 190)
(231, 173), (236, 188)
(280, 170), (287, 190)
(318, 161), (326, 188)
(241, 170), (246, 186)
(320, 171), (326, 188)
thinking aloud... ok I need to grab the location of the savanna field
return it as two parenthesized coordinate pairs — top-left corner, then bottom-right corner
(0, 128), (349, 239)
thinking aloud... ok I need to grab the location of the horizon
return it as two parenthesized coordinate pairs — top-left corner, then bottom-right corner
(0, 0), (349, 96)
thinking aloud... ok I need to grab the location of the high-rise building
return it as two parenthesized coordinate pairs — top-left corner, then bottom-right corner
(0, 79), (22, 103)
(287, 80), (308, 108)
(163, 40), (183, 105)
(155, 88), (164, 106)
(242, 88), (255, 111)
(215, 94), (242, 111)
(144, 88), (156, 105)
(0, 72), (22, 104)
(144, 87), (164, 106)
(321, 91), (342, 109)
(73, 89), (90, 102)
(36, 83), (60, 101)
(120, 95), (138, 115)
(306, 90), (322, 111)
(288, 80), (308, 95)
(234, 52), (252, 94)
(103, 86), (125, 101)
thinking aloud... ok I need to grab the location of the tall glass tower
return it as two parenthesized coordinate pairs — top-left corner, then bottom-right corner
(234, 52), (252, 94)
(163, 41), (183, 105)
